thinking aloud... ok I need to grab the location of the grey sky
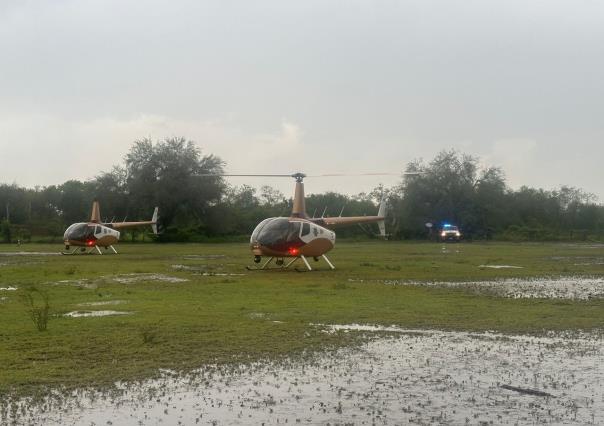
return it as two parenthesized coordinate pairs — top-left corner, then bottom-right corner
(1, 0), (603, 200)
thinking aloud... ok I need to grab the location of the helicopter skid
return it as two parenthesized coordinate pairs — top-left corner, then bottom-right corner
(61, 245), (118, 255)
(246, 254), (335, 272)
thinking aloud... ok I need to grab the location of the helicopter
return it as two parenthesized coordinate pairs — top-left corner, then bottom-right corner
(62, 200), (158, 255)
(202, 172), (403, 271)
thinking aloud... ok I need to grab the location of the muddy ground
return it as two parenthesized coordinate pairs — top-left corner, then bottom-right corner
(3, 326), (602, 425)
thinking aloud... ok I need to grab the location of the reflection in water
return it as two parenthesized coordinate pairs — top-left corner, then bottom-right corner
(3, 327), (603, 425)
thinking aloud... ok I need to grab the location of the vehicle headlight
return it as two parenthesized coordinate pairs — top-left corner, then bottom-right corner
(441, 232), (446, 237)
(455, 231), (460, 236)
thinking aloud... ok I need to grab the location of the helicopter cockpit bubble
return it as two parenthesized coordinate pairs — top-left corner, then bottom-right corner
(63, 223), (95, 241)
(250, 218), (273, 243)
(252, 218), (303, 248)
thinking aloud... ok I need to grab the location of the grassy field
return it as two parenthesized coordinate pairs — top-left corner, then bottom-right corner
(0, 241), (603, 398)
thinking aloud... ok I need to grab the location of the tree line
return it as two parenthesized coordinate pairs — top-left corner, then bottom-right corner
(1, 138), (603, 243)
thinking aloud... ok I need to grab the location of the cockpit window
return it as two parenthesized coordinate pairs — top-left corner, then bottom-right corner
(286, 222), (301, 242)
(256, 218), (289, 245)
(64, 223), (95, 240)
(301, 222), (310, 236)
(251, 218), (273, 242)
(252, 218), (304, 248)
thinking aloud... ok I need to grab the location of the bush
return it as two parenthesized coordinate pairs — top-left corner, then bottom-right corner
(19, 286), (50, 332)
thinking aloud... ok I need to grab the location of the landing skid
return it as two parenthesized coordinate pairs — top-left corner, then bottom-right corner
(61, 245), (118, 255)
(246, 254), (335, 271)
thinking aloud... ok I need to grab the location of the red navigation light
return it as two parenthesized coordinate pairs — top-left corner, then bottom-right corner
(288, 247), (299, 256)
(86, 239), (94, 246)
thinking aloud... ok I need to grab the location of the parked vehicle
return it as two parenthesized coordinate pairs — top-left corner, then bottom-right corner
(439, 224), (462, 242)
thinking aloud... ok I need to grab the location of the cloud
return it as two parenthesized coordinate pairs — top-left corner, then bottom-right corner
(0, 113), (304, 189)
(482, 138), (538, 189)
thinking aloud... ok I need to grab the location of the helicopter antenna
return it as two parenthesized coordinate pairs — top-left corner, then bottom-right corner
(338, 205), (346, 217)
(321, 206), (328, 218)
(312, 208), (317, 218)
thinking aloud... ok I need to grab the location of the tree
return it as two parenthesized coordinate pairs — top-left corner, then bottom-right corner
(123, 137), (225, 234)
(57, 180), (95, 224)
(393, 151), (483, 238)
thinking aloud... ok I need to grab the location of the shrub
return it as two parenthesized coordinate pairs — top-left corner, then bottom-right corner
(19, 286), (50, 332)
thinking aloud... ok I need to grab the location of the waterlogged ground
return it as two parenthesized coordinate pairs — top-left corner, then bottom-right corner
(3, 327), (602, 425)
(350, 276), (604, 300)
(1, 242), (603, 424)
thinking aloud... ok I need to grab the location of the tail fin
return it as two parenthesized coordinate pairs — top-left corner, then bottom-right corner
(151, 207), (159, 235)
(90, 200), (101, 223)
(377, 198), (387, 238)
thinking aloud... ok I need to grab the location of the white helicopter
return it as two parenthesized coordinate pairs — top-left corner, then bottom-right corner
(62, 200), (158, 254)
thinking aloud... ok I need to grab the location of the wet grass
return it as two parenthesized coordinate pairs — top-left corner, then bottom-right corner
(0, 241), (603, 398)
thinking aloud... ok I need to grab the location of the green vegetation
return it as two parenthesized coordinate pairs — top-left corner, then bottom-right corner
(18, 286), (50, 332)
(0, 241), (602, 398)
(1, 143), (603, 242)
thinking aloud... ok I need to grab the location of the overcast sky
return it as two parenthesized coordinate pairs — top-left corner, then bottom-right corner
(1, 0), (603, 200)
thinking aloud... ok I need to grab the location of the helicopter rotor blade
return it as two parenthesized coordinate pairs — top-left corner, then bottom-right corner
(196, 171), (421, 179)
(196, 174), (294, 177)
(307, 172), (422, 177)
(307, 173), (396, 177)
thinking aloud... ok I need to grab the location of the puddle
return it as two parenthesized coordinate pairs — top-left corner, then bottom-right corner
(51, 274), (188, 288)
(0, 251), (59, 256)
(0, 287), (18, 291)
(52, 279), (98, 289)
(171, 264), (207, 271)
(200, 272), (245, 277)
(349, 276), (604, 300)
(0, 296), (7, 302)
(112, 273), (188, 284)
(549, 256), (604, 266)
(0, 260), (43, 268)
(479, 264), (524, 269)
(3, 328), (602, 425)
(564, 243), (604, 249)
(77, 300), (127, 307)
(172, 265), (245, 277)
(63, 310), (133, 318)
(182, 254), (226, 260)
